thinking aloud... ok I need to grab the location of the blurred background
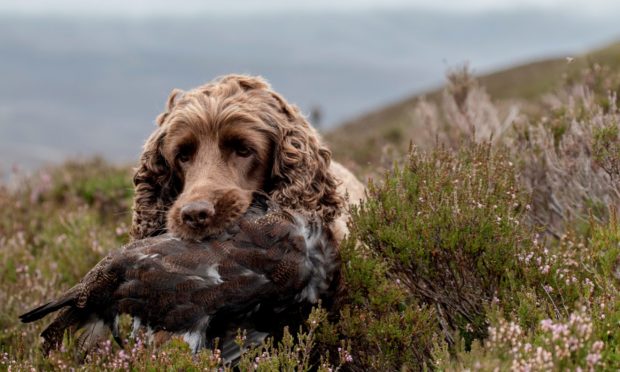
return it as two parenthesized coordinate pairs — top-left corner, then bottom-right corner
(1, 0), (619, 172)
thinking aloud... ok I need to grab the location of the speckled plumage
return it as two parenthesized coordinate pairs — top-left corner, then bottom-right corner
(19, 196), (340, 360)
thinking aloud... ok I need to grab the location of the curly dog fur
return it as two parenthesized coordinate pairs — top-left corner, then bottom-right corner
(131, 75), (363, 242)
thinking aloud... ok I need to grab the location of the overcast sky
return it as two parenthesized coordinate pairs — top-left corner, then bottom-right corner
(1, 0), (619, 17)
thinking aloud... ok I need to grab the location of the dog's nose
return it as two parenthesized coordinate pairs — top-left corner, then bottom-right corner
(181, 201), (215, 228)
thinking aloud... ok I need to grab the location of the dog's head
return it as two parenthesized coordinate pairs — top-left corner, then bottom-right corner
(131, 75), (344, 241)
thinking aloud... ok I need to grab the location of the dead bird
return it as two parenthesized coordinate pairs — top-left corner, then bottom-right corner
(19, 195), (340, 361)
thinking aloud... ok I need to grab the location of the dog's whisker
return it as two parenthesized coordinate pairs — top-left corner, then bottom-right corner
(131, 207), (171, 213)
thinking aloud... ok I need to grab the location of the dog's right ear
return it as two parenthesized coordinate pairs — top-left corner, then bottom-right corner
(155, 89), (184, 126)
(130, 126), (179, 240)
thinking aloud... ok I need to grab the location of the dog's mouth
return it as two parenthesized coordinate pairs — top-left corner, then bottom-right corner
(167, 190), (253, 241)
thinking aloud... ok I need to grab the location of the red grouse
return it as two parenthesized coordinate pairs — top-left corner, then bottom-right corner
(19, 195), (340, 361)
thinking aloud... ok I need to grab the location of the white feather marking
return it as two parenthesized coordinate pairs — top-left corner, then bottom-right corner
(257, 274), (269, 284)
(186, 275), (205, 282)
(146, 327), (154, 344)
(138, 253), (160, 261)
(297, 285), (319, 303)
(180, 315), (210, 353)
(112, 315), (120, 338)
(131, 317), (141, 338)
(206, 264), (223, 284)
(240, 268), (255, 276)
(182, 331), (204, 354)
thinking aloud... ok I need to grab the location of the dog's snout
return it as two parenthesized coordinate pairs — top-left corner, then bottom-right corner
(181, 201), (215, 228)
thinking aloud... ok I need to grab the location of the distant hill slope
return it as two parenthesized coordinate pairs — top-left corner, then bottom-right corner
(326, 41), (620, 170)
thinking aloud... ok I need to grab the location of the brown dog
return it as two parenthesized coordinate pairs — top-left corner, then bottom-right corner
(131, 75), (364, 242)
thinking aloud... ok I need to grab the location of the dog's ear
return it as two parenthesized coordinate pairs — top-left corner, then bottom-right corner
(155, 89), (184, 126)
(131, 87), (185, 239)
(268, 92), (344, 223)
(130, 126), (180, 240)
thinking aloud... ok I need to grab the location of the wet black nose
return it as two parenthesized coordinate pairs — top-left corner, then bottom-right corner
(181, 201), (215, 228)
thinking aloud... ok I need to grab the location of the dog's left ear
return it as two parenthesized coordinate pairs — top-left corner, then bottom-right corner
(130, 87), (185, 239)
(267, 92), (344, 223)
(130, 126), (180, 240)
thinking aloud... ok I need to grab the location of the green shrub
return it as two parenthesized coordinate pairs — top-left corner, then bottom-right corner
(515, 64), (620, 235)
(329, 239), (437, 369)
(0, 159), (133, 367)
(442, 213), (620, 370)
(318, 143), (533, 370)
(593, 123), (620, 179)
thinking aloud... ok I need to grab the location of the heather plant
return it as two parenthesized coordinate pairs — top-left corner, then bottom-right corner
(268, 63), (617, 369)
(412, 63), (620, 237)
(324, 236), (438, 369)
(321, 143), (532, 370)
(0, 159), (133, 369)
(235, 307), (350, 372)
(441, 212), (620, 370)
(592, 121), (620, 179)
(1, 310), (343, 371)
(438, 309), (606, 371)
(412, 65), (519, 149)
(516, 81), (620, 235)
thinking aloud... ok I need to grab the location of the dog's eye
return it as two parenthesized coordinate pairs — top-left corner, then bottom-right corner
(175, 144), (195, 164)
(224, 138), (254, 158)
(235, 146), (253, 158)
(177, 153), (191, 163)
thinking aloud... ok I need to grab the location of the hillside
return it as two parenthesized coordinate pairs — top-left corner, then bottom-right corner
(326, 41), (620, 169)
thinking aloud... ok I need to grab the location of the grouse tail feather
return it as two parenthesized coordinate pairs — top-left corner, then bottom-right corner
(19, 296), (75, 323)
